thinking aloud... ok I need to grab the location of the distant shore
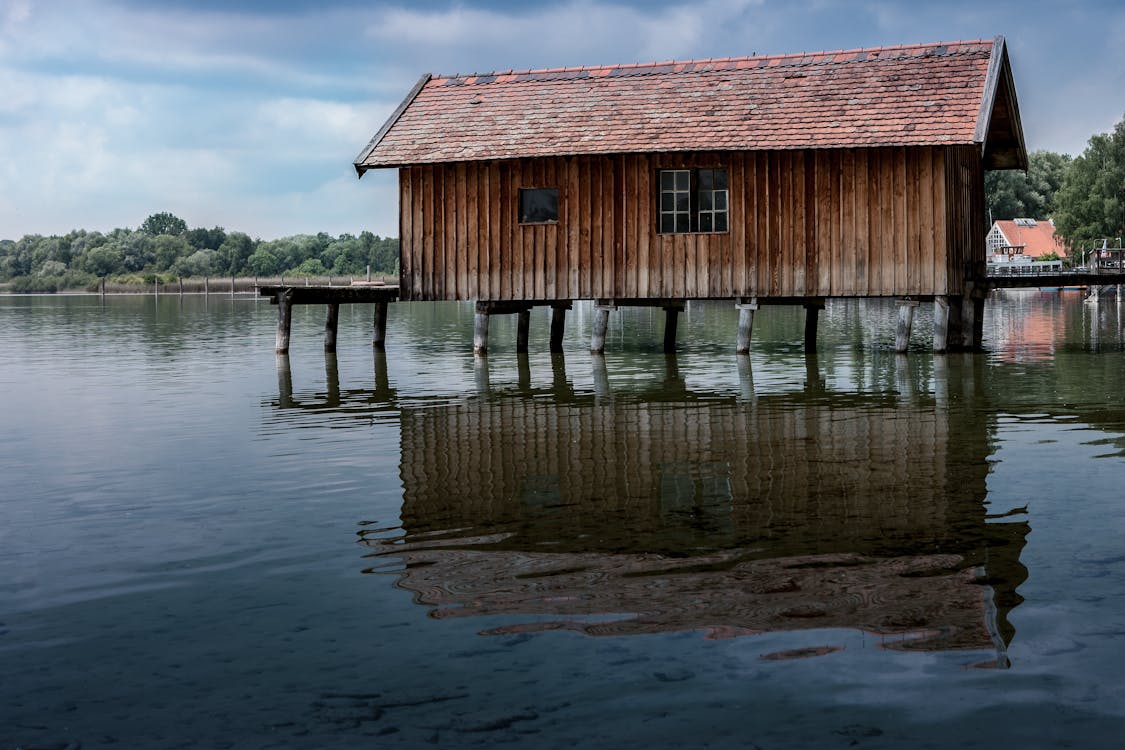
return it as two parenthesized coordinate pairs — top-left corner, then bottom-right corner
(0, 274), (399, 295)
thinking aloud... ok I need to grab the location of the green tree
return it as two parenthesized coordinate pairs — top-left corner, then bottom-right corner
(1054, 116), (1125, 255)
(185, 226), (227, 252)
(84, 245), (125, 277)
(173, 249), (216, 277)
(153, 234), (192, 271)
(246, 247), (280, 276)
(985, 150), (1072, 221)
(217, 232), (255, 275)
(140, 212), (188, 237)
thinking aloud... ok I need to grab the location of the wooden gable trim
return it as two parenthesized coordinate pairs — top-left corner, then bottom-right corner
(354, 74), (432, 177)
(974, 36), (1028, 171)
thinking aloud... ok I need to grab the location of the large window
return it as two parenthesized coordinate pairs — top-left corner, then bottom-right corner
(519, 188), (559, 224)
(659, 168), (728, 234)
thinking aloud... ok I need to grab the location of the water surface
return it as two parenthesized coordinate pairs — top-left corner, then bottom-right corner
(3, 290), (1125, 748)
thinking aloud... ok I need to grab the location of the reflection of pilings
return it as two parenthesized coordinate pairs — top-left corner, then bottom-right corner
(276, 353), (293, 408)
(550, 305), (568, 353)
(474, 355), (491, 394)
(736, 355), (755, 402)
(663, 305), (681, 353)
(550, 353), (568, 395)
(933, 352), (949, 407)
(804, 299), (823, 353)
(324, 351), (340, 407)
(372, 350), (391, 399)
(517, 353), (532, 390)
(894, 354), (914, 399)
(592, 354), (611, 399)
(516, 310), (531, 354)
(805, 353), (824, 393)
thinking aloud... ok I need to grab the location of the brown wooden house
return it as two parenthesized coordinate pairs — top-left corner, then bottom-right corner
(355, 37), (1026, 353)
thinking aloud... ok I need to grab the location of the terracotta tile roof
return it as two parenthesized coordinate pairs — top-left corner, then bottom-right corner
(993, 219), (1065, 258)
(357, 39), (1006, 170)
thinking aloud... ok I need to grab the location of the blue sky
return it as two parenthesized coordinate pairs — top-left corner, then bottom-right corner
(2, 0), (1123, 240)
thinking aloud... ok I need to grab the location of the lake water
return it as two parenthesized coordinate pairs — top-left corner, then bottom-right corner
(3, 290), (1125, 749)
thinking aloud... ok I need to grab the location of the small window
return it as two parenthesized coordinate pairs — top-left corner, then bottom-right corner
(658, 168), (728, 234)
(519, 188), (559, 224)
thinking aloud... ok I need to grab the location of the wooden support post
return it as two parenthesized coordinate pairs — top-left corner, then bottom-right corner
(178, 276), (183, 297)
(473, 353), (490, 392)
(591, 302), (615, 354)
(961, 282), (987, 351)
(516, 309), (531, 353)
(205, 276), (209, 296)
(947, 296), (963, 351)
(372, 301), (388, 350)
(663, 306), (681, 353)
(933, 296), (951, 353)
(275, 288), (294, 354)
(803, 299), (824, 353)
(735, 299), (758, 354)
(473, 301), (490, 356)
(895, 299), (920, 353)
(324, 303), (339, 352)
(550, 305), (567, 353)
(551, 353), (567, 393)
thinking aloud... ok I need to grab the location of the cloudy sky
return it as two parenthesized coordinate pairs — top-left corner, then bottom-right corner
(2, 0), (1123, 240)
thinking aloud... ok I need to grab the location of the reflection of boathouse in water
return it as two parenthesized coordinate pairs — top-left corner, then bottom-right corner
(363, 373), (1027, 662)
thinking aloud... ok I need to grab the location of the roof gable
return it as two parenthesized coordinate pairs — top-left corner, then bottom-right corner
(356, 37), (1027, 173)
(993, 219), (1063, 257)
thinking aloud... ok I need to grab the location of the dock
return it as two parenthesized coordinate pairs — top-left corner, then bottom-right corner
(259, 283), (399, 354)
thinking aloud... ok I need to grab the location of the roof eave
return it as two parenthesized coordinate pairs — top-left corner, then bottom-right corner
(353, 74), (432, 178)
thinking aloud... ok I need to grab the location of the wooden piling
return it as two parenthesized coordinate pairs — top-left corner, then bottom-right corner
(473, 302), (490, 355)
(275, 288), (295, 354)
(591, 303), (614, 354)
(516, 309), (531, 353)
(933, 296), (951, 352)
(324, 303), (340, 352)
(373, 301), (388, 349)
(663, 306), (681, 353)
(803, 299), (824, 353)
(735, 299), (758, 354)
(895, 299), (920, 353)
(550, 304), (567, 353)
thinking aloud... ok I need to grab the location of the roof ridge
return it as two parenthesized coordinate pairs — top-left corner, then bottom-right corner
(431, 39), (994, 82)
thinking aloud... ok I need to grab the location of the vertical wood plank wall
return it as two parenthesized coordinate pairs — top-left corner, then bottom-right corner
(398, 147), (986, 302)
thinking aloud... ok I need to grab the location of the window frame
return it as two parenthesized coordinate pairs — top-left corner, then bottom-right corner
(657, 167), (729, 235)
(518, 187), (560, 225)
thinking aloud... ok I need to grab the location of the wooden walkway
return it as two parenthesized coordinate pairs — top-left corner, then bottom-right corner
(986, 270), (1125, 289)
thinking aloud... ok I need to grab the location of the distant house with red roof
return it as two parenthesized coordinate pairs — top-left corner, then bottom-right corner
(986, 218), (1065, 261)
(355, 36), (1026, 352)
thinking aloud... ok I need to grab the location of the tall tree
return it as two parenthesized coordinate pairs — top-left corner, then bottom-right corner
(1054, 116), (1125, 255)
(140, 212), (188, 237)
(985, 150), (1072, 221)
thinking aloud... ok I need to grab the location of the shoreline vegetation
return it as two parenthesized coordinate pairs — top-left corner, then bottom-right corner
(0, 274), (400, 295)
(0, 212), (400, 295)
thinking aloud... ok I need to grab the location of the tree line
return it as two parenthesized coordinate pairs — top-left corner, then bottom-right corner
(0, 212), (399, 292)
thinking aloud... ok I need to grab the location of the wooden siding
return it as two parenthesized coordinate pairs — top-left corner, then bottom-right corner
(398, 147), (986, 302)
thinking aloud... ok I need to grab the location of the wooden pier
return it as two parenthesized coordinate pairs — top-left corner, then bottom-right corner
(259, 284), (398, 354)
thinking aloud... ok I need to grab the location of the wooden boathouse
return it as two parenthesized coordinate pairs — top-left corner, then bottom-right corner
(345, 37), (1027, 355)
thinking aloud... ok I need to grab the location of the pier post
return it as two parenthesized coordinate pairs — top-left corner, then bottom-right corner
(933, 297), (951, 352)
(592, 353), (611, 399)
(550, 304), (568, 353)
(276, 354), (293, 408)
(591, 302), (615, 354)
(895, 299), (920, 353)
(473, 301), (490, 356)
(736, 353), (755, 402)
(517, 353), (532, 390)
(803, 299), (824, 353)
(372, 301), (388, 349)
(735, 298), (759, 354)
(961, 282), (987, 350)
(663, 304), (683, 353)
(516, 309), (531, 353)
(274, 288), (295, 354)
(324, 303), (339, 352)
